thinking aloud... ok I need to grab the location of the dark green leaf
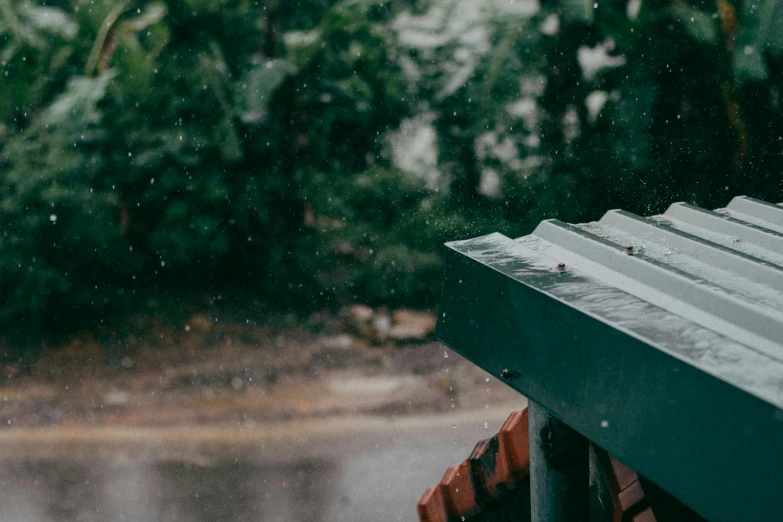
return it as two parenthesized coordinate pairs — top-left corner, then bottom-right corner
(671, 5), (717, 44)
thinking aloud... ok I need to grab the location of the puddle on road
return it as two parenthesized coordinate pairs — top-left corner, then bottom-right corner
(0, 458), (337, 522)
(0, 410), (523, 522)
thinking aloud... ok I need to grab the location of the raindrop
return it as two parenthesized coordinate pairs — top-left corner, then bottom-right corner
(444, 351), (449, 358)
(600, 420), (609, 428)
(483, 422), (489, 428)
(49, 214), (57, 222)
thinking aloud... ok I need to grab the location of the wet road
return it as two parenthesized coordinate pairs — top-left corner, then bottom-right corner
(0, 406), (524, 521)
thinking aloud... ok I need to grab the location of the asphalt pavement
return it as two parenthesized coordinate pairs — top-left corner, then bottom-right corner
(0, 403), (526, 522)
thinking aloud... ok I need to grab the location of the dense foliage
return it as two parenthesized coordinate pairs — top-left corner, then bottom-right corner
(1, 0), (782, 340)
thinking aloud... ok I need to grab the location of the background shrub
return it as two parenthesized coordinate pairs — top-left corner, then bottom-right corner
(1, 0), (782, 343)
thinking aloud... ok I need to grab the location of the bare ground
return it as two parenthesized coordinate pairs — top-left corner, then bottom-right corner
(0, 312), (522, 431)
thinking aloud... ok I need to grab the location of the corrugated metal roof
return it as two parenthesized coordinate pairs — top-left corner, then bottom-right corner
(435, 195), (783, 522)
(445, 195), (783, 407)
(526, 197), (783, 383)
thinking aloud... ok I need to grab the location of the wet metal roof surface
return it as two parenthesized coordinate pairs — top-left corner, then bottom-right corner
(435, 196), (783, 522)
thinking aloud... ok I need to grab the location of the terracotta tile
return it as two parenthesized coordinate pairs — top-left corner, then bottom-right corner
(417, 485), (449, 522)
(633, 507), (657, 522)
(441, 461), (480, 518)
(610, 456), (638, 490)
(469, 436), (514, 501)
(617, 480), (645, 511)
(499, 408), (530, 478)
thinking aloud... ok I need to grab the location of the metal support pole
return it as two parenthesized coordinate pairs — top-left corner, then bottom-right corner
(529, 401), (590, 522)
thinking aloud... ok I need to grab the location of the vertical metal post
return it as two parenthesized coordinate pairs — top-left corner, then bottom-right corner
(529, 401), (590, 522)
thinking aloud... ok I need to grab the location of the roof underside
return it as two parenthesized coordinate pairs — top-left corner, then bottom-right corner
(435, 196), (783, 522)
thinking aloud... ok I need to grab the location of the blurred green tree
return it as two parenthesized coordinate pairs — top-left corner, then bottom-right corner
(1, 0), (782, 348)
(0, 0), (415, 342)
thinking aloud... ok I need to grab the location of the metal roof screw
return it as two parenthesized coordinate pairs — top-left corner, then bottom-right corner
(500, 368), (520, 380)
(623, 246), (635, 255)
(556, 263), (566, 270)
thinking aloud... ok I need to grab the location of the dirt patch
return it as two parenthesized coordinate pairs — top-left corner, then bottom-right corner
(0, 312), (521, 429)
